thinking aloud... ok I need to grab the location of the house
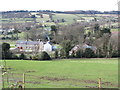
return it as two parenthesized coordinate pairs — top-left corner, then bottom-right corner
(69, 43), (97, 55)
(11, 40), (55, 53)
(15, 40), (44, 52)
(43, 41), (52, 52)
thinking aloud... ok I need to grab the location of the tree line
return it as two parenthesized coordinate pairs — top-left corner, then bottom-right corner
(2, 10), (119, 14)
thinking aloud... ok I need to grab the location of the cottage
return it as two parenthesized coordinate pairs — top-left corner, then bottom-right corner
(16, 40), (44, 52)
(69, 43), (97, 55)
(43, 41), (52, 52)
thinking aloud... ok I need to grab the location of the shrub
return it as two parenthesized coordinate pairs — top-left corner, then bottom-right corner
(83, 48), (96, 58)
(19, 53), (26, 60)
(40, 51), (51, 60)
(59, 49), (65, 59)
(112, 50), (119, 58)
(29, 56), (32, 60)
(12, 54), (19, 59)
(54, 50), (58, 59)
(2, 43), (12, 59)
(32, 54), (39, 60)
(76, 49), (82, 58)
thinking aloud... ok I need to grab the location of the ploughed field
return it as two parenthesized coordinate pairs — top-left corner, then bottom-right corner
(2, 58), (118, 88)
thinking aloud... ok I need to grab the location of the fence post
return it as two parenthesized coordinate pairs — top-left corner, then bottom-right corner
(98, 78), (101, 88)
(2, 74), (4, 89)
(23, 73), (25, 89)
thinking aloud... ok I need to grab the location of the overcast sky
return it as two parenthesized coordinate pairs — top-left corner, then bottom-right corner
(0, 0), (119, 11)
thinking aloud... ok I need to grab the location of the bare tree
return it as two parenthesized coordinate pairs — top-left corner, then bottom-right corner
(56, 23), (85, 44)
(24, 27), (44, 41)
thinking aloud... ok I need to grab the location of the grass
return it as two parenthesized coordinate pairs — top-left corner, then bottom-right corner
(111, 28), (120, 32)
(0, 40), (16, 45)
(2, 58), (118, 88)
(1, 13), (118, 26)
(52, 13), (80, 24)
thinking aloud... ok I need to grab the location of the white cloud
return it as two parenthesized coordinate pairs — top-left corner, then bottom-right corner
(0, 0), (118, 11)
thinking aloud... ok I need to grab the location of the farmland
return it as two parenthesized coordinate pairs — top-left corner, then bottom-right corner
(1, 11), (119, 89)
(0, 12), (119, 43)
(2, 58), (118, 88)
(1, 13), (118, 25)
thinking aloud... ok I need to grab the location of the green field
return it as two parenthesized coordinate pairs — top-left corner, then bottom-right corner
(2, 58), (118, 88)
(111, 28), (120, 32)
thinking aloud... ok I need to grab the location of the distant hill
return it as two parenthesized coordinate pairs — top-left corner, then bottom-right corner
(2, 10), (120, 14)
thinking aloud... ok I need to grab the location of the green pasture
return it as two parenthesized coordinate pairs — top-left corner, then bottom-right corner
(1, 13), (118, 25)
(52, 13), (80, 24)
(2, 58), (118, 88)
(111, 28), (119, 32)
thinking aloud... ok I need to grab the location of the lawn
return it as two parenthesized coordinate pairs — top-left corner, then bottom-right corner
(2, 58), (118, 88)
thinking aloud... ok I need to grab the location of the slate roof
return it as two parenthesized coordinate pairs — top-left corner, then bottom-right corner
(16, 41), (39, 45)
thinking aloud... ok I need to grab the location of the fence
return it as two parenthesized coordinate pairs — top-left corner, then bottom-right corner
(1, 72), (113, 89)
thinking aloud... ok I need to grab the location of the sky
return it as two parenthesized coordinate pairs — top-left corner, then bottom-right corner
(0, 0), (119, 11)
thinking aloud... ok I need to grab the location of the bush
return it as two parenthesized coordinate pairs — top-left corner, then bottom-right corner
(19, 53), (26, 60)
(12, 54), (19, 59)
(32, 54), (39, 60)
(83, 48), (96, 58)
(59, 49), (65, 59)
(112, 50), (119, 58)
(2, 43), (12, 59)
(40, 51), (51, 60)
(76, 49), (82, 58)
(54, 50), (58, 59)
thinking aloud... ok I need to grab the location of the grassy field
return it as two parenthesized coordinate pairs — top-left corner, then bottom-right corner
(111, 28), (120, 32)
(2, 58), (118, 88)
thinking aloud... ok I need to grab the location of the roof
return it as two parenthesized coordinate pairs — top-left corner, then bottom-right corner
(16, 41), (39, 45)
(71, 44), (97, 52)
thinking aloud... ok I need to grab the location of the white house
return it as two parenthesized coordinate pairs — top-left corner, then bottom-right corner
(43, 41), (52, 52)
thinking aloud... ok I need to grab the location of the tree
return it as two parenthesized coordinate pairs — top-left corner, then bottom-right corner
(49, 14), (53, 21)
(93, 32), (112, 58)
(13, 26), (21, 40)
(108, 43), (113, 58)
(24, 27), (44, 41)
(25, 27), (31, 31)
(60, 40), (74, 58)
(101, 28), (111, 36)
(50, 25), (58, 41)
(109, 31), (119, 57)
(94, 24), (100, 34)
(93, 24), (103, 38)
(57, 24), (85, 44)
(61, 19), (65, 22)
(2, 43), (12, 59)
(0, 44), (2, 59)
(31, 15), (36, 18)
(102, 33), (111, 57)
(51, 25), (57, 34)
(103, 41), (108, 57)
